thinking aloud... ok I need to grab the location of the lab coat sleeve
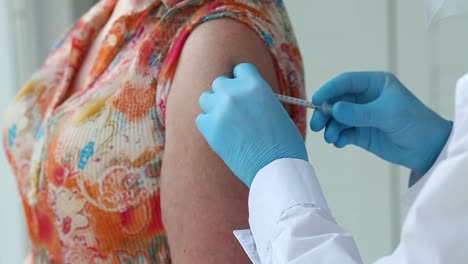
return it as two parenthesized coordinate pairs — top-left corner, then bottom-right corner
(375, 73), (468, 264)
(402, 133), (451, 207)
(235, 158), (362, 264)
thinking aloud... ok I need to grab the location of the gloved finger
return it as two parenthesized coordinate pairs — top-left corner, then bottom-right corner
(313, 72), (379, 105)
(324, 120), (350, 144)
(334, 128), (357, 148)
(332, 100), (384, 128)
(212, 76), (233, 93)
(196, 113), (213, 142)
(233, 63), (261, 79)
(310, 109), (331, 132)
(199, 91), (219, 113)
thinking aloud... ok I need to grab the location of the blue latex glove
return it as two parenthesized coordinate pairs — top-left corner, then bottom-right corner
(196, 63), (308, 187)
(311, 72), (452, 175)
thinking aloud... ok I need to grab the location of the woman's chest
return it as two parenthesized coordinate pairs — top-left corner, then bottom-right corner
(7, 68), (164, 209)
(2, 14), (170, 209)
(2, 27), (172, 258)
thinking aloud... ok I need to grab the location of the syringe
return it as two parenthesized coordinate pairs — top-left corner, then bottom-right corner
(275, 94), (333, 116)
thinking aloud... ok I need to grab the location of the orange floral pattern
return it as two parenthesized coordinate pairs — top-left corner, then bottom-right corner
(2, 0), (305, 263)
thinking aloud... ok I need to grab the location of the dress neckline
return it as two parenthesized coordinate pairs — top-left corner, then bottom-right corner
(51, 0), (162, 113)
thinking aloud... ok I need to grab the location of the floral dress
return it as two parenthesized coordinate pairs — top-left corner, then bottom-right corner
(2, 0), (306, 263)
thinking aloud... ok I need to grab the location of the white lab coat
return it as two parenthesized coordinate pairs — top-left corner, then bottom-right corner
(234, 73), (468, 264)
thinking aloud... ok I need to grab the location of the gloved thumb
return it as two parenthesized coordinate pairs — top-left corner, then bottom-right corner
(332, 101), (383, 128)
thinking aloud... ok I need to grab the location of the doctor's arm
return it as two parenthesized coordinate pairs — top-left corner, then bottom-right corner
(196, 63), (363, 263)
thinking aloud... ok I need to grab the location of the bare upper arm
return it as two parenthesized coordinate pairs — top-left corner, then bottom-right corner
(160, 18), (280, 263)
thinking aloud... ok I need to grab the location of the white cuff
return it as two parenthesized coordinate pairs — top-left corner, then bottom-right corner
(403, 131), (452, 206)
(233, 229), (262, 264)
(248, 158), (330, 262)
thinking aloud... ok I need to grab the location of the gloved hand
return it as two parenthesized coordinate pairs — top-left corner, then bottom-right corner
(196, 63), (308, 187)
(311, 71), (452, 174)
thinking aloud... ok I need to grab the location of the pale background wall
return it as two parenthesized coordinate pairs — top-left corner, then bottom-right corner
(1, 1), (467, 263)
(0, 1), (25, 263)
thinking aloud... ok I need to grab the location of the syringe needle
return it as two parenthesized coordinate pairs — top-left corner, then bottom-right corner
(275, 94), (317, 109)
(275, 94), (333, 116)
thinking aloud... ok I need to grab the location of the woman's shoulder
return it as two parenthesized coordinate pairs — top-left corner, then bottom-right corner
(156, 0), (305, 130)
(178, 18), (278, 72)
(158, 0), (300, 86)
